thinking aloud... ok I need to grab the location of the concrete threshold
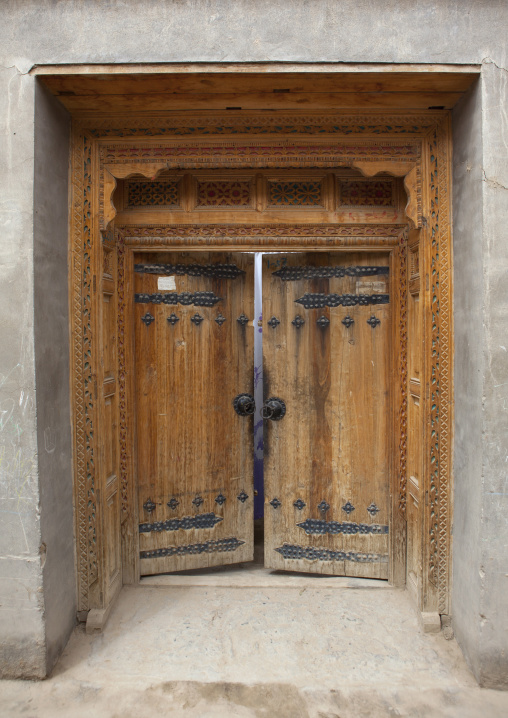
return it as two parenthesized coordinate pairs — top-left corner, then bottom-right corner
(141, 561), (390, 589)
(2, 584), (508, 717)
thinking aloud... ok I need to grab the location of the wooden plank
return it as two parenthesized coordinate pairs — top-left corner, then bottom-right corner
(263, 252), (391, 578)
(41, 72), (478, 96)
(134, 252), (255, 575)
(115, 210), (408, 227)
(35, 63), (480, 76)
(55, 91), (463, 112)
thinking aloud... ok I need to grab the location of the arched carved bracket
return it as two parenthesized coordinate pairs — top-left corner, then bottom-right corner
(353, 161), (420, 229)
(102, 163), (169, 231)
(100, 156), (422, 232)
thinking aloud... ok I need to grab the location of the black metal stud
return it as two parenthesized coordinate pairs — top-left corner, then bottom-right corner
(267, 316), (280, 329)
(141, 312), (155, 326)
(293, 498), (306, 510)
(237, 314), (249, 326)
(318, 500), (330, 514)
(167, 313), (179, 325)
(215, 313), (226, 326)
(215, 493), (227, 506)
(292, 315), (305, 329)
(167, 498), (179, 510)
(367, 315), (381, 328)
(367, 502), (380, 517)
(342, 500), (355, 515)
(143, 499), (156, 513)
(237, 490), (249, 503)
(192, 495), (204, 508)
(342, 316), (354, 328)
(191, 313), (204, 326)
(317, 315), (330, 328)
(270, 498), (282, 509)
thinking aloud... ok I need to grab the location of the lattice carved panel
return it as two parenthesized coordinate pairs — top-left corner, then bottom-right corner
(196, 179), (252, 207)
(267, 180), (324, 207)
(339, 179), (395, 207)
(125, 177), (181, 209)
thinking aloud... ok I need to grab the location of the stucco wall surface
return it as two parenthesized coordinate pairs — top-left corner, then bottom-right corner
(451, 79), (485, 684)
(33, 82), (74, 676)
(452, 63), (508, 690)
(0, 66), (45, 678)
(0, 0), (507, 69)
(0, 0), (507, 686)
(475, 62), (508, 689)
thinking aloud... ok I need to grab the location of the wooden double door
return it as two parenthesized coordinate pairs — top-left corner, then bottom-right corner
(134, 250), (391, 579)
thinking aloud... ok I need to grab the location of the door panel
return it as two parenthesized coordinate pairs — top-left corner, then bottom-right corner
(134, 252), (254, 575)
(263, 252), (391, 578)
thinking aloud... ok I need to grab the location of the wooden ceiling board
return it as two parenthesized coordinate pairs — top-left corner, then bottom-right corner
(41, 71), (478, 96)
(39, 71), (478, 114)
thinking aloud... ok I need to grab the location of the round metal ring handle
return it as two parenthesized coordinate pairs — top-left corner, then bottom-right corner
(261, 397), (286, 421)
(233, 393), (256, 417)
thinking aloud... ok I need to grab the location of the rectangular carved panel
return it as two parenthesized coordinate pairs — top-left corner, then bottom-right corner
(267, 180), (324, 207)
(125, 178), (181, 209)
(196, 179), (252, 207)
(339, 179), (395, 207)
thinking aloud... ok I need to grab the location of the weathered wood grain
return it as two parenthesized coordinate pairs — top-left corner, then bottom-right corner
(134, 252), (255, 574)
(263, 252), (391, 578)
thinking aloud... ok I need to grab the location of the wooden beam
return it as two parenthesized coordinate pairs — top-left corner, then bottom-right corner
(41, 72), (478, 96)
(54, 91), (463, 113)
(33, 62), (481, 76)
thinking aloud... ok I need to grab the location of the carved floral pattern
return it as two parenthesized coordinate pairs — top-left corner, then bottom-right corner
(122, 223), (405, 238)
(72, 133), (97, 611)
(197, 180), (251, 207)
(127, 178), (179, 207)
(428, 121), (452, 615)
(339, 180), (394, 207)
(84, 112), (444, 138)
(268, 180), (322, 206)
(398, 231), (408, 517)
(117, 233), (128, 520)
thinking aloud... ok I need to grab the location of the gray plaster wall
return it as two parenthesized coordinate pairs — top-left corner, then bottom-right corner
(451, 80), (485, 683)
(452, 65), (508, 689)
(474, 61), (508, 689)
(33, 81), (74, 676)
(0, 66), (45, 679)
(0, 0), (507, 68)
(0, 0), (507, 685)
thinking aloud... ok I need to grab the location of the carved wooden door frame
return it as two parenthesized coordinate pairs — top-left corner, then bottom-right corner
(70, 111), (452, 629)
